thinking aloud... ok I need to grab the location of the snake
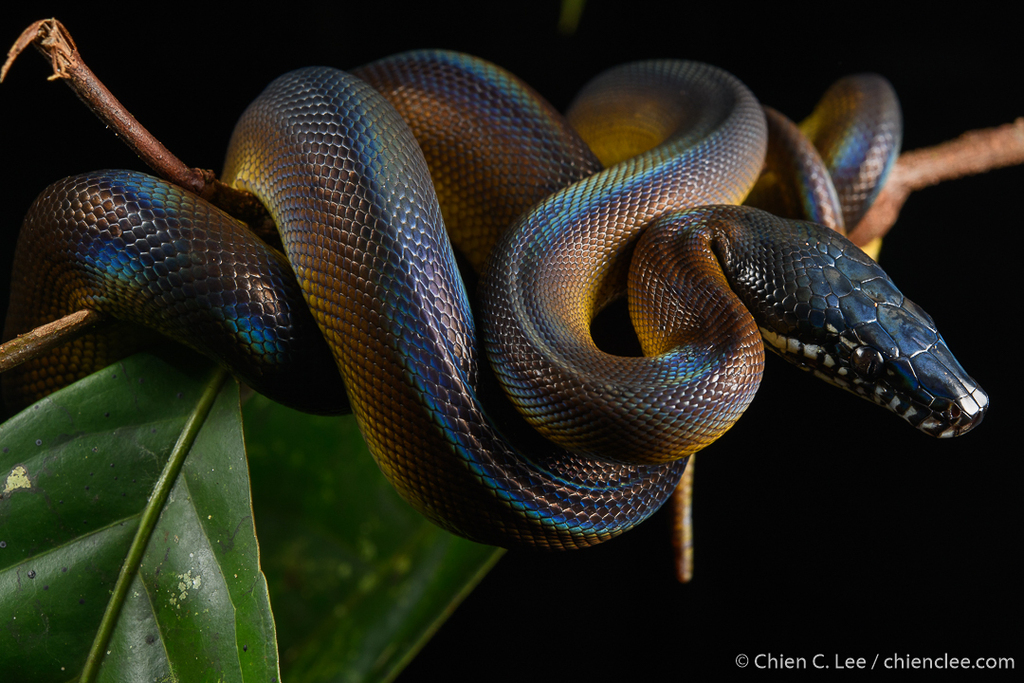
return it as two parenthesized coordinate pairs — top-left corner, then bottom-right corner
(1, 51), (989, 549)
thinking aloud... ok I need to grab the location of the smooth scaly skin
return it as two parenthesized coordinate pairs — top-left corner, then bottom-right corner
(351, 51), (603, 275)
(799, 75), (902, 228)
(2, 52), (987, 549)
(1, 171), (348, 414)
(220, 64), (689, 549)
(745, 106), (846, 231)
(746, 74), (901, 233)
(481, 61), (769, 464)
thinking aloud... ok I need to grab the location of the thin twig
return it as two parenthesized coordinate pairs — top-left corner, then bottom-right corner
(850, 118), (1024, 246)
(2, 18), (209, 195)
(2, 17), (273, 231)
(670, 457), (695, 583)
(0, 310), (109, 373)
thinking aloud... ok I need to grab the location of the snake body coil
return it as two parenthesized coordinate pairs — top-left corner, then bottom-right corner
(2, 52), (988, 549)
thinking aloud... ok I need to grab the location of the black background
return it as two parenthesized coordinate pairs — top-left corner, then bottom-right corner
(2, 2), (1020, 679)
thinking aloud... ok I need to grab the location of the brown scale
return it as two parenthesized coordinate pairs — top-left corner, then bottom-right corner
(353, 52), (603, 276)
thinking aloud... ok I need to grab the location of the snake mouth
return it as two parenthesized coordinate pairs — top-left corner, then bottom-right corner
(759, 326), (989, 439)
(876, 344), (990, 438)
(877, 378), (989, 438)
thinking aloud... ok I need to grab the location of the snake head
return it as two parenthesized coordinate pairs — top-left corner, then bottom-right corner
(764, 248), (988, 439)
(717, 206), (989, 438)
(830, 291), (988, 438)
(762, 286), (990, 438)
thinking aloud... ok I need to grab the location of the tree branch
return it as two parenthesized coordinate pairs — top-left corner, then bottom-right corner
(2, 19), (209, 194)
(850, 118), (1024, 246)
(2, 18), (274, 235)
(0, 310), (109, 374)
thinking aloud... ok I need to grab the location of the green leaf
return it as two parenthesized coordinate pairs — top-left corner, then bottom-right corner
(0, 348), (502, 682)
(0, 349), (279, 682)
(243, 394), (502, 682)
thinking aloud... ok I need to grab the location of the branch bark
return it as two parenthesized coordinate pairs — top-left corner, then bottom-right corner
(2, 19), (209, 195)
(2, 18), (275, 235)
(0, 310), (109, 374)
(850, 118), (1024, 246)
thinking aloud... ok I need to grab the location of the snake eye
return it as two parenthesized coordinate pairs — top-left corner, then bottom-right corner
(852, 346), (885, 379)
